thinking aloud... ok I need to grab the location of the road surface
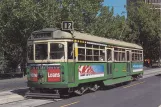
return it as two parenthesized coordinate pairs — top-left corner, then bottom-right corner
(38, 75), (161, 107)
(0, 77), (27, 92)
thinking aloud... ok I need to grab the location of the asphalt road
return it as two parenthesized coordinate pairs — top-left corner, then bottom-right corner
(143, 66), (160, 71)
(0, 77), (27, 92)
(38, 76), (161, 107)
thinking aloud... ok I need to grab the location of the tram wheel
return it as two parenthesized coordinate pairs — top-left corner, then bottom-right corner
(89, 84), (100, 92)
(74, 86), (88, 96)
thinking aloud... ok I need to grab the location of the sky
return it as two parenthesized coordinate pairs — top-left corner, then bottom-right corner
(103, 0), (127, 17)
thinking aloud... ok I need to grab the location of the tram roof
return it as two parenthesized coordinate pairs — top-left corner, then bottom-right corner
(32, 28), (142, 49)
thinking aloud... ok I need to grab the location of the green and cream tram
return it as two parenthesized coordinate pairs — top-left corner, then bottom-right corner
(26, 28), (143, 98)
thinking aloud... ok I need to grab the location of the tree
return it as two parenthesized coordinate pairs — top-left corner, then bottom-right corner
(0, 0), (46, 73)
(126, 1), (161, 60)
(86, 6), (127, 40)
(0, 0), (104, 74)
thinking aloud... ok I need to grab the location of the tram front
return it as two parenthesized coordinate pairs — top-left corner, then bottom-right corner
(26, 28), (72, 98)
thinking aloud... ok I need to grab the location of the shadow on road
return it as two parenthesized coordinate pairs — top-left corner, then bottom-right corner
(155, 74), (161, 76)
(11, 88), (28, 96)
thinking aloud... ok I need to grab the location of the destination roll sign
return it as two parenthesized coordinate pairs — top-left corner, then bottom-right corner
(61, 21), (74, 31)
(32, 33), (51, 39)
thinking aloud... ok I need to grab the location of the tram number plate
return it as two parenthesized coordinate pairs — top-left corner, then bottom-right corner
(61, 21), (74, 30)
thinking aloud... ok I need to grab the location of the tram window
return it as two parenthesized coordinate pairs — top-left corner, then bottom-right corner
(78, 48), (85, 60)
(100, 46), (105, 49)
(86, 49), (93, 61)
(126, 51), (130, 61)
(119, 53), (122, 61)
(139, 54), (142, 61)
(114, 52), (118, 61)
(107, 49), (112, 61)
(68, 43), (73, 59)
(93, 45), (99, 49)
(86, 44), (92, 48)
(78, 43), (85, 47)
(132, 53), (135, 61)
(50, 43), (64, 59)
(135, 54), (138, 61)
(94, 50), (99, 61)
(99, 50), (105, 61)
(28, 45), (33, 60)
(35, 44), (48, 60)
(122, 53), (125, 61)
(114, 48), (118, 51)
(131, 50), (143, 61)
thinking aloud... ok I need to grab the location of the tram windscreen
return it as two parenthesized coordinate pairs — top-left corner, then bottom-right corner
(35, 43), (48, 60)
(50, 43), (64, 59)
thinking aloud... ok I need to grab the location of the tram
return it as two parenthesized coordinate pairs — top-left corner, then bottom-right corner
(25, 28), (143, 98)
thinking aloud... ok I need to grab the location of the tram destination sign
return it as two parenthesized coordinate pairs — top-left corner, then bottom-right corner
(61, 21), (74, 31)
(32, 33), (51, 39)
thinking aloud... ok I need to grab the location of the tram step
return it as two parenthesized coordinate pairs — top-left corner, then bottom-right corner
(103, 76), (132, 86)
(25, 92), (60, 99)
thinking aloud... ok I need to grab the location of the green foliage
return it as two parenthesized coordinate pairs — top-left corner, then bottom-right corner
(0, 0), (105, 73)
(87, 6), (126, 40)
(126, 1), (161, 60)
(0, 0), (45, 72)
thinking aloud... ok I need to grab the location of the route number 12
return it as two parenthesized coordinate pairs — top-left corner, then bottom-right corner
(61, 21), (74, 30)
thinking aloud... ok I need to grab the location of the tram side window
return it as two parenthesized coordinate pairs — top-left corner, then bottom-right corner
(94, 50), (99, 61)
(99, 50), (105, 61)
(68, 43), (73, 59)
(50, 43), (64, 59)
(139, 51), (143, 61)
(86, 49), (93, 61)
(114, 52), (119, 61)
(35, 44), (48, 60)
(114, 48), (125, 61)
(132, 50), (143, 61)
(126, 51), (130, 61)
(119, 53), (122, 61)
(107, 49), (112, 61)
(132, 53), (135, 61)
(118, 52), (125, 61)
(122, 53), (125, 61)
(77, 43), (105, 61)
(78, 48), (85, 60)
